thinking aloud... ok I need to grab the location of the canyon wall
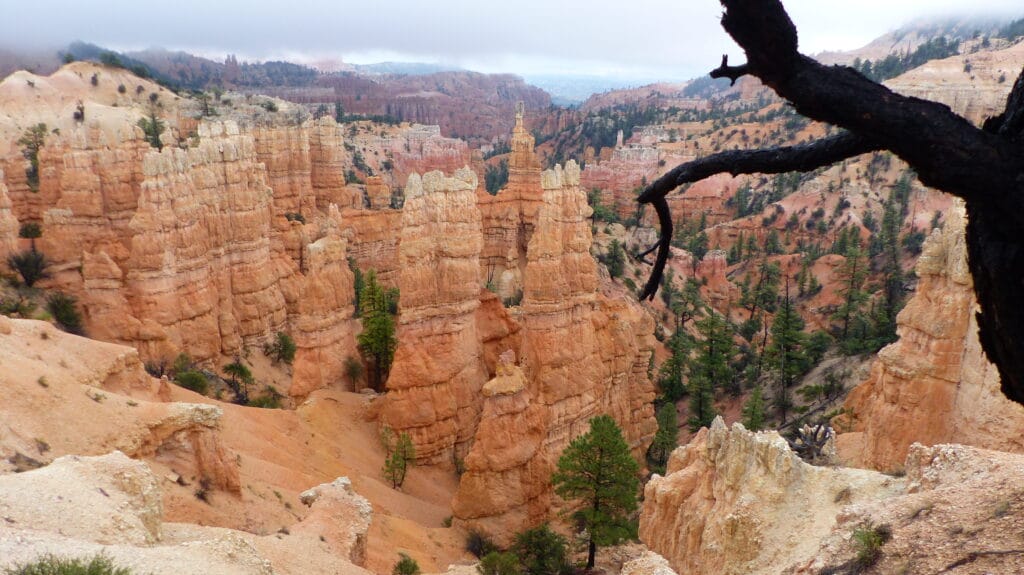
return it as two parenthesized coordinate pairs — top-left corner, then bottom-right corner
(451, 161), (657, 545)
(0, 113), (372, 395)
(379, 168), (490, 464)
(838, 200), (1024, 469)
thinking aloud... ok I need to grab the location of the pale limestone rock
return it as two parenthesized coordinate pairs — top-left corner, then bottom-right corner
(640, 418), (901, 575)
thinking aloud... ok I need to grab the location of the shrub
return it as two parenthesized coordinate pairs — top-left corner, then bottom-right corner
(137, 111), (165, 150)
(18, 222), (42, 239)
(4, 554), (132, 575)
(248, 386), (284, 409)
(852, 524), (891, 572)
(265, 331), (296, 364)
(46, 292), (83, 335)
(174, 370), (208, 395)
(513, 524), (570, 575)
(7, 250), (49, 287)
(344, 355), (365, 389)
(382, 430), (415, 488)
(466, 531), (498, 559)
(477, 552), (522, 575)
(391, 553), (420, 575)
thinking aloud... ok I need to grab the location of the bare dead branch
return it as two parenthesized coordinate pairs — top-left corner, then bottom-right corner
(710, 54), (750, 86)
(636, 132), (880, 300)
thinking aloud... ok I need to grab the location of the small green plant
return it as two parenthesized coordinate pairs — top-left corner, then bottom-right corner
(477, 552), (521, 575)
(514, 523), (571, 575)
(46, 292), (83, 335)
(466, 531), (498, 559)
(137, 109), (165, 150)
(265, 332), (296, 364)
(260, 100), (279, 113)
(17, 123), (47, 191)
(4, 554), (132, 575)
(382, 429), (415, 489)
(174, 370), (209, 395)
(344, 355), (365, 389)
(7, 250), (50, 287)
(223, 359), (254, 403)
(391, 553), (420, 575)
(852, 524), (891, 572)
(248, 386), (284, 409)
(442, 515), (453, 528)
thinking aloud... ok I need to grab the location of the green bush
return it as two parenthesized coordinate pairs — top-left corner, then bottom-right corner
(466, 531), (498, 559)
(852, 524), (891, 572)
(174, 370), (208, 395)
(4, 554), (132, 575)
(477, 552), (521, 575)
(7, 250), (49, 287)
(513, 524), (570, 575)
(46, 292), (83, 335)
(265, 332), (296, 364)
(248, 386), (284, 409)
(391, 553), (420, 575)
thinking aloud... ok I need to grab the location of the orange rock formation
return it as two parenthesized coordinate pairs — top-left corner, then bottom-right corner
(838, 200), (1024, 469)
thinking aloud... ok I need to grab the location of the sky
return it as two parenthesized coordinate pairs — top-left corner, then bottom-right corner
(4, 0), (1023, 81)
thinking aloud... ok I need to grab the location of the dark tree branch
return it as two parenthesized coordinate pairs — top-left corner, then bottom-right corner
(637, 132), (880, 300)
(640, 0), (1024, 406)
(710, 54), (749, 86)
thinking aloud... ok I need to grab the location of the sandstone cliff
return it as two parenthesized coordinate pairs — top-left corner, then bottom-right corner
(379, 168), (490, 464)
(838, 200), (1024, 469)
(450, 160), (657, 544)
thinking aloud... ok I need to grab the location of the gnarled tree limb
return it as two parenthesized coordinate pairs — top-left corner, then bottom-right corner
(640, 0), (1024, 404)
(638, 131), (881, 299)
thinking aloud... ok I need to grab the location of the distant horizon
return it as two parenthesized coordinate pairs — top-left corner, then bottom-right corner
(4, 1), (1022, 85)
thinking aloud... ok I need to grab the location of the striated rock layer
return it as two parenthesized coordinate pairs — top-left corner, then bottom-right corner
(450, 160), (657, 545)
(379, 168), (490, 464)
(838, 200), (1024, 470)
(2, 114), (367, 394)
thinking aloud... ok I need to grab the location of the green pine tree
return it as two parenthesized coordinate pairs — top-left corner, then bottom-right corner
(741, 385), (767, 431)
(552, 415), (640, 569)
(606, 239), (626, 279)
(382, 430), (415, 489)
(766, 280), (807, 423)
(647, 402), (679, 475)
(833, 242), (869, 342)
(358, 270), (398, 391)
(657, 328), (688, 402)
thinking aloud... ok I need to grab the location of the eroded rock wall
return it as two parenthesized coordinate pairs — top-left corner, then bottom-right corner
(451, 161), (657, 543)
(838, 200), (1024, 470)
(379, 168), (490, 464)
(640, 418), (901, 575)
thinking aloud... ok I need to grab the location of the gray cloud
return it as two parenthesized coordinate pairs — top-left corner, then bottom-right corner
(4, 0), (1022, 79)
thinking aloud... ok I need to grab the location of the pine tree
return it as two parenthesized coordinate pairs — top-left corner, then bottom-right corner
(137, 108), (165, 150)
(358, 270), (398, 391)
(647, 402), (678, 475)
(606, 239), (626, 279)
(382, 430), (415, 489)
(552, 415), (640, 569)
(657, 328), (688, 402)
(741, 385), (767, 431)
(833, 242), (869, 341)
(17, 123), (46, 191)
(687, 312), (732, 430)
(766, 280), (807, 423)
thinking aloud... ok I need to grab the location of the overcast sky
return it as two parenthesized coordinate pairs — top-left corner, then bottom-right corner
(4, 0), (1023, 80)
